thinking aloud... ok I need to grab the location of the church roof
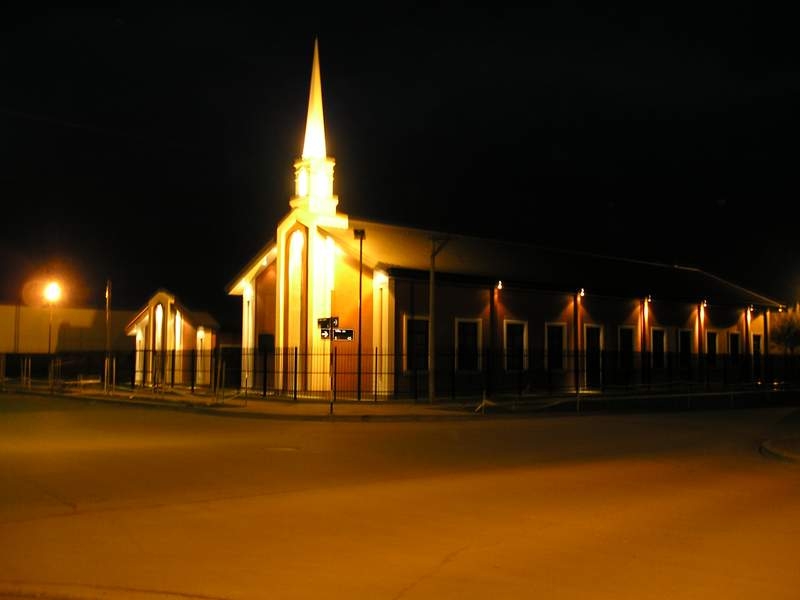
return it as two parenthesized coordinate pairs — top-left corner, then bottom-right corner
(321, 217), (785, 310)
(125, 289), (220, 334)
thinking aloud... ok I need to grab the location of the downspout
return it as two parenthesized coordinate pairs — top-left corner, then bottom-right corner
(573, 291), (580, 408)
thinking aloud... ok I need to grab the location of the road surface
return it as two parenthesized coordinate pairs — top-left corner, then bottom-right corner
(1, 393), (798, 599)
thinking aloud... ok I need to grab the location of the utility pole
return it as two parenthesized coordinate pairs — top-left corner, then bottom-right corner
(429, 236), (449, 403)
(354, 229), (365, 401)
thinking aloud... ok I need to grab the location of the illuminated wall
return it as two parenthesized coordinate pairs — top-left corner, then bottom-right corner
(125, 290), (217, 388)
(0, 304), (136, 354)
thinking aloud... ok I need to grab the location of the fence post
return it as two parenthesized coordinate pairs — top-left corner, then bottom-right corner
(220, 361), (225, 403)
(451, 350), (456, 402)
(330, 347), (336, 416)
(190, 348), (196, 394)
(262, 350), (267, 397)
(170, 348), (176, 388)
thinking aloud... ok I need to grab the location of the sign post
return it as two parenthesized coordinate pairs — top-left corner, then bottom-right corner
(318, 317), (338, 414)
(318, 317), (357, 410)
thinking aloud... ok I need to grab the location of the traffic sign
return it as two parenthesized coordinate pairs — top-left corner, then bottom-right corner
(317, 316), (339, 329)
(333, 328), (354, 341)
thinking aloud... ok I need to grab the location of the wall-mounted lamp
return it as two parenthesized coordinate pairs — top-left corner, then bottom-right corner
(579, 287), (585, 297)
(646, 294), (652, 303)
(496, 280), (503, 290)
(702, 299), (708, 308)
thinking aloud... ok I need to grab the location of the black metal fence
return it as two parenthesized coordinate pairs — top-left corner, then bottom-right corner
(2, 348), (799, 402)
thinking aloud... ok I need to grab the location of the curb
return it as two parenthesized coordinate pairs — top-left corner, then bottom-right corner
(6, 388), (483, 422)
(759, 439), (800, 463)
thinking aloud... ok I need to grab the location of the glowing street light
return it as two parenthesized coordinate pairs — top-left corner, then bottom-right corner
(105, 280), (111, 393)
(198, 327), (206, 385)
(44, 280), (61, 354)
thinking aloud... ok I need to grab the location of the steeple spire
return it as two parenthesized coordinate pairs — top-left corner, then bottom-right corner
(290, 38), (339, 217)
(302, 38), (326, 159)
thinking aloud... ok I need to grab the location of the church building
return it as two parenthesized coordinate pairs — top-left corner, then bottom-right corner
(227, 40), (785, 401)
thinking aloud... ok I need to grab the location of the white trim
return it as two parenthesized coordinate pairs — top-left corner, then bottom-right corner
(729, 331), (741, 355)
(583, 323), (603, 387)
(705, 329), (718, 356)
(651, 326), (666, 368)
(504, 319), (528, 371)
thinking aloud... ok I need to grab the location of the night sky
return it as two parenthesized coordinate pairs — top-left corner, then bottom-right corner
(2, 4), (798, 332)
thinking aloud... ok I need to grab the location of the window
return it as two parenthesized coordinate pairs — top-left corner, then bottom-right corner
(505, 321), (527, 371)
(753, 334), (762, 378)
(679, 329), (693, 368)
(753, 334), (762, 358)
(706, 331), (717, 367)
(652, 328), (665, 369)
(545, 323), (565, 371)
(456, 319), (481, 371)
(619, 327), (634, 372)
(405, 317), (428, 371)
(729, 332), (740, 360)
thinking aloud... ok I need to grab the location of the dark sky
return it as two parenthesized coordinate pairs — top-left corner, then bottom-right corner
(2, 4), (798, 332)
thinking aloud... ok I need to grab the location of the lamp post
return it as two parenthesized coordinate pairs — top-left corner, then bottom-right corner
(198, 327), (205, 385)
(44, 281), (61, 355)
(428, 237), (449, 403)
(354, 229), (365, 401)
(105, 279), (111, 393)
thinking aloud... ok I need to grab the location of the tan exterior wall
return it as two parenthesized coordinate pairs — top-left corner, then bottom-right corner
(255, 262), (277, 347)
(0, 305), (136, 353)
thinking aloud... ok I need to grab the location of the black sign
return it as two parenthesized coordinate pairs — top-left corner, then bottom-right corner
(333, 328), (354, 341)
(317, 316), (339, 329)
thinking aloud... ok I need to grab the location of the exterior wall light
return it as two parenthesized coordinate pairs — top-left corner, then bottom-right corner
(497, 280), (503, 290)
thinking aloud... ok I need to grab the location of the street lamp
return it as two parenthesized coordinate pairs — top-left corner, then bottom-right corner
(354, 229), (365, 401)
(44, 280), (61, 355)
(198, 327), (205, 385)
(105, 280), (111, 393)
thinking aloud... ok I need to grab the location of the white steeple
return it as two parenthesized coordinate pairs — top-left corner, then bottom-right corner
(291, 38), (338, 216)
(302, 38), (326, 160)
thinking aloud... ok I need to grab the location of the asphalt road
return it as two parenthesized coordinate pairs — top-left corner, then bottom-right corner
(1, 393), (799, 599)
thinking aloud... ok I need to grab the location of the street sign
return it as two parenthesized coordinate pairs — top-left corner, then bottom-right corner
(317, 316), (339, 329)
(321, 328), (354, 340)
